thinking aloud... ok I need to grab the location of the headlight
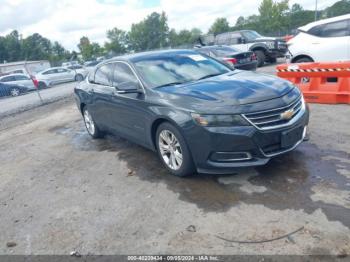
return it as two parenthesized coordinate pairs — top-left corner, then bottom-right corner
(191, 113), (249, 127)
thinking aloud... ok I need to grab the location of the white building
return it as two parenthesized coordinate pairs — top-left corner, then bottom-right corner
(0, 60), (50, 75)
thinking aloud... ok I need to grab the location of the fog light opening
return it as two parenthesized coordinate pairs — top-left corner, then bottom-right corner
(211, 152), (252, 162)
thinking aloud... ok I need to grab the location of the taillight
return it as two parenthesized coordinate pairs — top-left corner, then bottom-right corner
(225, 58), (237, 64)
(251, 53), (257, 60)
(31, 76), (39, 88)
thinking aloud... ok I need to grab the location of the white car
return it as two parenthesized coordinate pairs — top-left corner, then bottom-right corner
(0, 74), (36, 90)
(35, 67), (77, 89)
(65, 65), (88, 81)
(287, 14), (350, 63)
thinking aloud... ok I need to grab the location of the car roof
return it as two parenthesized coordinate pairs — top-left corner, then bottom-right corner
(299, 14), (350, 31)
(104, 49), (199, 63)
(38, 67), (65, 73)
(0, 73), (28, 79)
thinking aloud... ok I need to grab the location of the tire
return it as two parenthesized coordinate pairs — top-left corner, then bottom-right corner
(38, 82), (47, 89)
(82, 107), (103, 139)
(75, 74), (84, 82)
(10, 88), (20, 97)
(254, 50), (266, 67)
(294, 57), (313, 63)
(156, 122), (195, 177)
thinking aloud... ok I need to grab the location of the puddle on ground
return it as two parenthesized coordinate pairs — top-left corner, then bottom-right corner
(51, 123), (350, 228)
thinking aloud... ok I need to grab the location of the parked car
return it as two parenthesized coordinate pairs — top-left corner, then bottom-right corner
(195, 45), (257, 71)
(75, 50), (309, 177)
(35, 67), (77, 88)
(62, 61), (79, 67)
(287, 14), (350, 63)
(200, 30), (287, 67)
(65, 65), (88, 81)
(84, 60), (100, 76)
(0, 82), (32, 97)
(0, 73), (37, 92)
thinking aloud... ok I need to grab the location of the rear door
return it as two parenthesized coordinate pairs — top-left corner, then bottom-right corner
(56, 68), (74, 82)
(14, 75), (34, 89)
(42, 69), (59, 84)
(308, 18), (350, 61)
(88, 63), (115, 129)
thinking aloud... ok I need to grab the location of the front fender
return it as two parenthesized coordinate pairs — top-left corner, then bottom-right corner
(146, 106), (193, 150)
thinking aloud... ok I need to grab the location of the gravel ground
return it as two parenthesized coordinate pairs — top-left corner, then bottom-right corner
(0, 62), (349, 256)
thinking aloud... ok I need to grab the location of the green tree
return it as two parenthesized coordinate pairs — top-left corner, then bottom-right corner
(21, 33), (52, 60)
(78, 36), (102, 60)
(105, 27), (128, 55)
(325, 0), (350, 17)
(258, 0), (289, 34)
(129, 12), (169, 52)
(208, 18), (231, 35)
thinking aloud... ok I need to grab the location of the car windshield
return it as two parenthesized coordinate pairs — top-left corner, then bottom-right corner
(133, 53), (231, 88)
(241, 30), (262, 41)
(211, 46), (240, 56)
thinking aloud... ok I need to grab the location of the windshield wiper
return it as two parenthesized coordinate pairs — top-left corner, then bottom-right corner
(197, 73), (223, 81)
(154, 82), (184, 88)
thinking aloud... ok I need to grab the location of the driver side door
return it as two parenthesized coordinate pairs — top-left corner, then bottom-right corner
(108, 61), (148, 145)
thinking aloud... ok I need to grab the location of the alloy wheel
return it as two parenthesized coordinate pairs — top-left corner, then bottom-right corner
(10, 88), (20, 96)
(158, 130), (183, 170)
(83, 109), (95, 135)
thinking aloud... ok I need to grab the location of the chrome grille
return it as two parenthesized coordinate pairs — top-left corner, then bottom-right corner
(243, 96), (304, 130)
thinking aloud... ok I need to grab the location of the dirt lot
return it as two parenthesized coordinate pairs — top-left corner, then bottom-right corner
(0, 66), (350, 256)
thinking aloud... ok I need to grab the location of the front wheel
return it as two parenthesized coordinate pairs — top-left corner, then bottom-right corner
(254, 50), (266, 67)
(83, 107), (103, 139)
(156, 122), (195, 177)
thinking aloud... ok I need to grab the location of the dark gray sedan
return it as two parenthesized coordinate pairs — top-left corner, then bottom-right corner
(75, 49), (309, 176)
(195, 45), (257, 71)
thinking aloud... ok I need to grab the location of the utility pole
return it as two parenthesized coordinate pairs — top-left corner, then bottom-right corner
(314, 0), (318, 21)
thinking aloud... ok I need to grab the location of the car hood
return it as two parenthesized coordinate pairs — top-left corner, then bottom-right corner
(155, 71), (295, 112)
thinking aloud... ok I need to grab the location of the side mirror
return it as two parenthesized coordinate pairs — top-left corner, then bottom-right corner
(239, 37), (246, 44)
(115, 81), (143, 94)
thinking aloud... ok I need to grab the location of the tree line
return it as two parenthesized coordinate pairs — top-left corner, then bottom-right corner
(1, 0), (349, 64)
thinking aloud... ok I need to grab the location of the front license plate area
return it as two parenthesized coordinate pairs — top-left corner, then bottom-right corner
(281, 127), (303, 149)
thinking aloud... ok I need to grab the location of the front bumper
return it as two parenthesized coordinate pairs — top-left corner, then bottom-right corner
(185, 107), (309, 174)
(266, 49), (287, 58)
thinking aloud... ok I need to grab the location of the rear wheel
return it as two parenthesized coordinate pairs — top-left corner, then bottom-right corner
(83, 107), (103, 139)
(75, 74), (84, 81)
(10, 88), (20, 97)
(254, 50), (266, 67)
(156, 122), (195, 177)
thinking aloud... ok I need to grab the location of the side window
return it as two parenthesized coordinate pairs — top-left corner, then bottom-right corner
(43, 69), (57, 75)
(94, 64), (113, 86)
(57, 68), (68, 73)
(15, 75), (30, 81)
(1, 76), (15, 82)
(309, 20), (349, 37)
(111, 62), (139, 88)
(215, 32), (241, 45)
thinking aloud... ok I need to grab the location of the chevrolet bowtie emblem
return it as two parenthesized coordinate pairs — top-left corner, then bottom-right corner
(280, 109), (294, 120)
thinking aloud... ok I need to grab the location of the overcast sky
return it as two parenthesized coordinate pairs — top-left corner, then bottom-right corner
(0, 0), (339, 51)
